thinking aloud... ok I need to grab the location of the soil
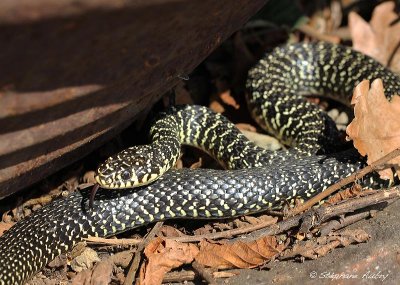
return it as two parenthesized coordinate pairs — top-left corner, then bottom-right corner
(228, 200), (400, 285)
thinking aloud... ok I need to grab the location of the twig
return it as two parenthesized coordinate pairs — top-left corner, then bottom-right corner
(289, 148), (400, 216)
(123, 221), (163, 285)
(192, 261), (217, 285)
(162, 270), (239, 283)
(171, 217), (278, 243)
(230, 187), (400, 242)
(85, 236), (142, 246)
(319, 211), (372, 236)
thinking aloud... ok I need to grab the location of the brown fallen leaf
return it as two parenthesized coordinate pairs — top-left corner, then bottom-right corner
(349, 1), (400, 73)
(138, 237), (199, 285)
(72, 259), (114, 285)
(71, 269), (92, 285)
(110, 249), (135, 268)
(88, 259), (113, 285)
(346, 79), (400, 180)
(159, 225), (185, 238)
(325, 184), (363, 205)
(193, 223), (215, 236)
(70, 248), (101, 273)
(47, 255), (68, 269)
(212, 222), (233, 231)
(195, 236), (285, 269)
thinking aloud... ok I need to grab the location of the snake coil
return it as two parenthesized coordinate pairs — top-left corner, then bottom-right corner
(0, 42), (399, 284)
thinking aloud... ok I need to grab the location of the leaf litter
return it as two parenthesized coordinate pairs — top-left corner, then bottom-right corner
(346, 79), (400, 181)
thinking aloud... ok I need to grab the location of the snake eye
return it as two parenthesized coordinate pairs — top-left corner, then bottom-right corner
(121, 171), (131, 181)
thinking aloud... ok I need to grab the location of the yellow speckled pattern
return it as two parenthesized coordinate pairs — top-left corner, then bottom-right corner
(1, 42), (399, 284)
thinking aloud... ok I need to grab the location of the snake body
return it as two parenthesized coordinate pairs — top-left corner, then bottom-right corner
(1, 42), (400, 284)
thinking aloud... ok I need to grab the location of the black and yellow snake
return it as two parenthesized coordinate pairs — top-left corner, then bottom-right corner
(1, 42), (399, 284)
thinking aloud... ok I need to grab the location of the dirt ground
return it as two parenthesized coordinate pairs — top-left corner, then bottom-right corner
(228, 199), (400, 285)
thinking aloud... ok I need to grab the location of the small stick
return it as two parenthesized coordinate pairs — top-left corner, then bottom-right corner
(162, 270), (239, 283)
(230, 187), (400, 242)
(172, 217), (278, 243)
(289, 148), (400, 216)
(85, 236), (142, 246)
(192, 261), (217, 285)
(169, 188), (399, 244)
(319, 211), (372, 236)
(123, 221), (164, 285)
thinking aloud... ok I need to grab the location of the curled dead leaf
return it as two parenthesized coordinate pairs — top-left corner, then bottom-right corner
(138, 237), (199, 285)
(195, 236), (285, 269)
(346, 79), (400, 180)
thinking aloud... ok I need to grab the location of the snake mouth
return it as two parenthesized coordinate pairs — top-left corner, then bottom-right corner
(94, 174), (142, 189)
(95, 170), (163, 189)
(94, 175), (117, 189)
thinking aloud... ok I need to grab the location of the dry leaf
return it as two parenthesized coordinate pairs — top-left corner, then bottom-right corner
(71, 269), (92, 285)
(346, 79), (400, 180)
(212, 222), (233, 231)
(195, 236), (285, 269)
(159, 225), (185, 238)
(89, 260), (113, 285)
(70, 248), (101, 273)
(193, 224), (214, 236)
(71, 261), (114, 285)
(325, 184), (363, 205)
(47, 255), (67, 268)
(109, 250), (135, 268)
(282, 229), (370, 260)
(138, 237), (199, 285)
(349, 1), (400, 73)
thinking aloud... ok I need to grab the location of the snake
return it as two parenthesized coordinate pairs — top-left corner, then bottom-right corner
(1, 42), (400, 284)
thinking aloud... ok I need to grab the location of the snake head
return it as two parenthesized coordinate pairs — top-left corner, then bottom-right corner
(95, 145), (162, 189)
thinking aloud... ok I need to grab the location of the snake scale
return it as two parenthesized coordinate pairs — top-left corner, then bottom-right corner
(1, 42), (400, 284)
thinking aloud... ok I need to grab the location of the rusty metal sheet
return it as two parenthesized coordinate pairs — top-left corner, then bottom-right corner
(0, 0), (267, 199)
